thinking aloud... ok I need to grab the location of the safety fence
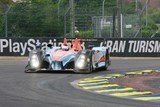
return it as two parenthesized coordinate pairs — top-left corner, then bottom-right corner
(0, 38), (159, 57)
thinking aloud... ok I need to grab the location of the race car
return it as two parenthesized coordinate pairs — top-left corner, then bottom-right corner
(25, 38), (111, 73)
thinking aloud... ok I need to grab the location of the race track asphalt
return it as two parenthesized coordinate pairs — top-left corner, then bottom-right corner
(0, 58), (160, 107)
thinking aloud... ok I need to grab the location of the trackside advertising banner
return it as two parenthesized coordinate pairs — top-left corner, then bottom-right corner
(0, 38), (159, 57)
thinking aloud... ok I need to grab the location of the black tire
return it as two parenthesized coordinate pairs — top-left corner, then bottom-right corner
(104, 49), (110, 70)
(87, 52), (94, 73)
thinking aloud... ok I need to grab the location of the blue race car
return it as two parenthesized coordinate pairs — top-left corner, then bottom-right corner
(25, 38), (110, 73)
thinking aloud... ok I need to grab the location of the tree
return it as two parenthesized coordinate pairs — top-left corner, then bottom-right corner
(6, 0), (65, 37)
(149, 8), (160, 24)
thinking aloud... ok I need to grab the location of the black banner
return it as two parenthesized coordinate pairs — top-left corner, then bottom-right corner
(0, 38), (159, 57)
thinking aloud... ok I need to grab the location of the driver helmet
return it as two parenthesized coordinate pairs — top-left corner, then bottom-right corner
(61, 44), (69, 51)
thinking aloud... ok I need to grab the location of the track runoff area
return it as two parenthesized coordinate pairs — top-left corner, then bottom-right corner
(71, 69), (160, 102)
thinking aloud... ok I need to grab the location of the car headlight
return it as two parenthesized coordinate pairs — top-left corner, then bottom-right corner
(76, 60), (85, 69)
(79, 54), (86, 60)
(30, 55), (40, 68)
(32, 54), (38, 59)
(75, 55), (86, 69)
